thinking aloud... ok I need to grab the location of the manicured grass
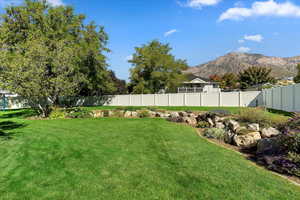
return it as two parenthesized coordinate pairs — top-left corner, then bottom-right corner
(0, 111), (299, 199)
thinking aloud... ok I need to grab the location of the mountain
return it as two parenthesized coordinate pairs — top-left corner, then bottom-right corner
(185, 53), (300, 79)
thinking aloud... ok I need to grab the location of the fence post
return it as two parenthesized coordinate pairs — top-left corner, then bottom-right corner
(129, 94), (132, 106)
(199, 93), (202, 106)
(154, 94), (157, 106)
(293, 85), (296, 112)
(271, 88), (274, 109)
(238, 92), (242, 107)
(168, 94), (171, 106)
(280, 87), (283, 111)
(263, 90), (266, 107)
(183, 93), (187, 106)
(219, 92), (222, 107)
(141, 94), (143, 106)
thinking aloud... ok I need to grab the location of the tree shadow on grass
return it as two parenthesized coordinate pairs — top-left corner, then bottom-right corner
(0, 121), (27, 140)
(0, 109), (37, 119)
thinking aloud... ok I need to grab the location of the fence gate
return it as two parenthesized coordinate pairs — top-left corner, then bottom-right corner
(0, 95), (8, 110)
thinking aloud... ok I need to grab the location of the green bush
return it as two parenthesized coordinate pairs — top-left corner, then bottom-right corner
(203, 128), (226, 141)
(197, 121), (210, 128)
(238, 108), (287, 128)
(66, 108), (91, 119)
(49, 108), (67, 119)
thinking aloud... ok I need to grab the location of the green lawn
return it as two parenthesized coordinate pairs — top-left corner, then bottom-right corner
(0, 111), (299, 199)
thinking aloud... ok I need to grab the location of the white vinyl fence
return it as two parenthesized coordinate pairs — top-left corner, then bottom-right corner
(107, 91), (263, 107)
(1, 91), (264, 110)
(262, 83), (300, 112)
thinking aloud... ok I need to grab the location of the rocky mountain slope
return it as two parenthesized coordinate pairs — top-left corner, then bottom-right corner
(185, 53), (300, 79)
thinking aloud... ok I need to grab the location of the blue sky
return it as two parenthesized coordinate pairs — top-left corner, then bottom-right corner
(1, 0), (300, 80)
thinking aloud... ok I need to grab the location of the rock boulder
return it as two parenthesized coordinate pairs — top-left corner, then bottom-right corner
(261, 127), (281, 138)
(234, 132), (261, 148)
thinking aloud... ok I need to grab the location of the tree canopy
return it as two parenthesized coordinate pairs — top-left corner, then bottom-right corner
(128, 40), (188, 94)
(294, 64), (300, 84)
(210, 73), (239, 90)
(0, 0), (114, 116)
(238, 66), (275, 89)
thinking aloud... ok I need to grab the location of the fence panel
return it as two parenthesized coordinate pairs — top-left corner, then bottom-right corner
(282, 85), (294, 112)
(168, 94), (183, 106)
(186, 93), (201, 106)
(106, 92), (262, 107)
(201, 93), (220, 107)
(2, 91), (265, 109)
(272, 87), (282, 110)
(262, 83), (300, 112)
(142, 94), (155, 106)
(295, 84), (300, 111)
(221, 92), (239, 107)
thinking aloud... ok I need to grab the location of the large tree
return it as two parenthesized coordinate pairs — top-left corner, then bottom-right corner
(109, 70), (127, 94)
(239, 66), (275, 89)
(0, 0), (114, 116)
(128, 40), (188, 94)
(294, 64), (300, 84)
(220, 73), (239, 90)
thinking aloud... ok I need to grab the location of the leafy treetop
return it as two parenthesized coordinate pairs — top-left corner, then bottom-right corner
(128, 40), (188, 94)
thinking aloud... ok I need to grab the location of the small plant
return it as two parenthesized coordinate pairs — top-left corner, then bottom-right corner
(236, 129), (254, 136)
(203, 128), (226, 141)
(197, 121), (210, 128)
(210, 110), (231, 117)
(138, 110), (151, 118)
(238, 108), (287, 128)
(112, 110), (125, 118)
(49, 108), (67, 119)
(66, 108), (91, 119)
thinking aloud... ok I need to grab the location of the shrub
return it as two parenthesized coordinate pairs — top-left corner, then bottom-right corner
(269, 133), (300, 177)
(203, 128), (226, 141)
(49, 108), (67, 119)
(210, 110), (231, 117)
(238, 108), (287, 128)
(138, 110), (151, 118)
(112, 110), (125, 118)
(280, 113), (300, 134)
(197, 121), (210, 128)
(66, 108), (91, 119)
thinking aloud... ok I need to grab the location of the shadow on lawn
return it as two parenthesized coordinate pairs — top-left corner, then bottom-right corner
(0, 121), (27, 140)
(0, 109), (37, 119)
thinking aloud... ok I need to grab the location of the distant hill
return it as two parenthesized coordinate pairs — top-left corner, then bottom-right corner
(184, 52), (300, 79)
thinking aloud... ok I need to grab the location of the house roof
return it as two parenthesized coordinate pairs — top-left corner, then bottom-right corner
(183, 78), (208, 84)
(184, 74), (217, 84)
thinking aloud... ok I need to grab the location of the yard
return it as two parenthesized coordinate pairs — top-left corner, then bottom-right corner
(1, 109), (300, 199)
